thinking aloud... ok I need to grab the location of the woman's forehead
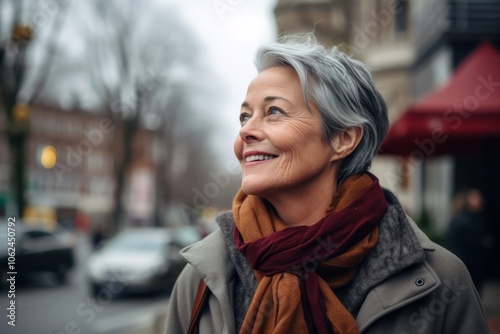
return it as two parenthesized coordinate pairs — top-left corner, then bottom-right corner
(246, 67), (302, 97)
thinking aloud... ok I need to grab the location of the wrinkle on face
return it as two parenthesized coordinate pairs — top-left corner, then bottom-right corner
(234, 67), (337, 200)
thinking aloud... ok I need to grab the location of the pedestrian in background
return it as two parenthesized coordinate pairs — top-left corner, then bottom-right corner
(165, 35), (488, 334)
(446, 189), (489, 296)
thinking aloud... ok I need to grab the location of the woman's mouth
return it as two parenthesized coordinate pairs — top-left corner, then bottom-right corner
(245, 154), (278, 163)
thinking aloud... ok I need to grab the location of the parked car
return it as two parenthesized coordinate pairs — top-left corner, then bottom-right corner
(0, 222), (76, 285)
(85, 226), (201, 296)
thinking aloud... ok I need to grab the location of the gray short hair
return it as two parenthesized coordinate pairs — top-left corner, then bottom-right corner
(254, 35), (388, 185)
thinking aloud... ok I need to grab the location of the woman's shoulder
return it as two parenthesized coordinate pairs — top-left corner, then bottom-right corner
(178, 212), (237, 284)
(180, 227), (229, 269)
(404, 214), (471, 280)
(423, 238), (473, 283)
(405, 215), (470, 278)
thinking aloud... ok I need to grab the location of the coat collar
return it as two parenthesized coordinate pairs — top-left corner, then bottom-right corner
(338, 189), (428, 315)
(355, 210), (439, 332)
(407, 214), (436, 251)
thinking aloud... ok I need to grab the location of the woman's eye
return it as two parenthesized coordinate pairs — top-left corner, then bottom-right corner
(240, 113), (251, 124)
(269, 107), (283, 115)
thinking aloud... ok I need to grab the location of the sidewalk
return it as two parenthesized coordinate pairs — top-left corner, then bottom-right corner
(483, 280), (500, 334)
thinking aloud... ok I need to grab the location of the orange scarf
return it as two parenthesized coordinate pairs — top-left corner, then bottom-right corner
(233, 174), (385, 333)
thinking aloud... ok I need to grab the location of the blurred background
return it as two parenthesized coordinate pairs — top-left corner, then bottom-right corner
(0, 0), (499, 333)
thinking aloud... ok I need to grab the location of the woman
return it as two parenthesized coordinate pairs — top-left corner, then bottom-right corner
(165, 37), (488, 334)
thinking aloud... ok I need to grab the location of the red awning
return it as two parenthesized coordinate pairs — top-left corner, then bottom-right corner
(379, 42), (500, 157)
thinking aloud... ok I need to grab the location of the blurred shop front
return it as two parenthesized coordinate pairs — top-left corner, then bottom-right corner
(380, 41), (500, 278)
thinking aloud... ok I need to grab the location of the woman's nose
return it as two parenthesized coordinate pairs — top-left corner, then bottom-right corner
(239, 116), (264, 143)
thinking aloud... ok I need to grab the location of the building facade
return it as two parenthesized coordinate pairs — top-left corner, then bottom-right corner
(273, 0), (500, 277)
(0, 102), (165, 232)
(24, 104), (118, 228)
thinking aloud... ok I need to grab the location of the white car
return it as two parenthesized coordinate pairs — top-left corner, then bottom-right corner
(85, 226), (200, 296)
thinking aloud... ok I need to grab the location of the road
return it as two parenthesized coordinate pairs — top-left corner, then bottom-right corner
(0, 233), (169, 334)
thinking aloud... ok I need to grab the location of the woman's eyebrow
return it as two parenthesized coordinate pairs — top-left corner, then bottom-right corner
(241, 96), (292, 109)
(264, 96), (292, 105)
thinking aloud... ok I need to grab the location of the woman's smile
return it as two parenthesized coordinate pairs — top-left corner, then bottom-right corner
(243, 150), (279, 165)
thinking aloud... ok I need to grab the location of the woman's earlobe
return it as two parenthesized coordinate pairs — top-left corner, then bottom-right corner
(330, 127), (363, 162)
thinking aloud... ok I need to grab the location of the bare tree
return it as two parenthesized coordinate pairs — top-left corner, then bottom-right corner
(83, 0), (222, 228)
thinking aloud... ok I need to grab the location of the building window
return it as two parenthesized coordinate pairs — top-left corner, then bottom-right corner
(58, 116), (67, 136)
(27, 170), (38, 192)
(69, 118), (82, 138)
(43, 172), (54, 192)
(103, 155), (114, 173)
(87, 151), (103, 173)
(395, 0), (409, 38)
(29, 111), (39, 133)
(45, 113), (56, 134)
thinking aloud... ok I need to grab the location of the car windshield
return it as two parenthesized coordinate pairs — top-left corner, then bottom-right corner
(105, 234), (166, 252)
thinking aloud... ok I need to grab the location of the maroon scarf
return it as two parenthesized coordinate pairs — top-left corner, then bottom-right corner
(234, 173), (388, 333)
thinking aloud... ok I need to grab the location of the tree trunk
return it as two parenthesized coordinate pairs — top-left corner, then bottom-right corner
(7, 130), (26, 217)
(112, 114), (139, 231)
(1, 60), (27, 218)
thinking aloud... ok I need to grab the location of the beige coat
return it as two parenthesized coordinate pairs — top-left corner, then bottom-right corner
(165, 215), (488, 334)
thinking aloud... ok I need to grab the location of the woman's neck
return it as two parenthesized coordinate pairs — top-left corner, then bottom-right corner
(264, 179), (338, 227)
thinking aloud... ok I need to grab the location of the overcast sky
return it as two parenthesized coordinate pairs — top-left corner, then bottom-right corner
(171, 0), (278, 163)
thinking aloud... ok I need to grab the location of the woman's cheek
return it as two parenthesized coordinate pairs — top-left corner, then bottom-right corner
(234, 137), (243, 160)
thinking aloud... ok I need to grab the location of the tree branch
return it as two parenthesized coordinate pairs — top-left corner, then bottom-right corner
(26, 0), (70, 104)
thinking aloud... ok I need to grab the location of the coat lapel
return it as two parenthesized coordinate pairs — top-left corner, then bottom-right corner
(180, 229), (237, 333)
(356, 260), (441, 332)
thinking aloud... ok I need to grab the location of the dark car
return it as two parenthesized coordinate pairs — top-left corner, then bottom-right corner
(85, 226), (201, 296)
(0, 223), (76, 285)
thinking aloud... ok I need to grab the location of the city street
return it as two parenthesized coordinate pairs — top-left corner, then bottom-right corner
(0, 234), (170, 334)
(1, 232), (499, 334)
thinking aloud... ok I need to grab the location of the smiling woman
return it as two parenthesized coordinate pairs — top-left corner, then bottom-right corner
(164, 36), (488, 334)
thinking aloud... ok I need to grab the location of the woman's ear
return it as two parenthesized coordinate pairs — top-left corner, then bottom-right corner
(330, 127), (364, 162)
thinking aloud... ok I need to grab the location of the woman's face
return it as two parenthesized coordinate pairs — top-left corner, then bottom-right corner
(234, 66), (337, 199)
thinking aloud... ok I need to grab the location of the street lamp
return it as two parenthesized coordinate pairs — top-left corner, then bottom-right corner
(40, 145), (57, 169)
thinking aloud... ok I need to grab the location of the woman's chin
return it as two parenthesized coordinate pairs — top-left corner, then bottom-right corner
(241, 180), (270, 197)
